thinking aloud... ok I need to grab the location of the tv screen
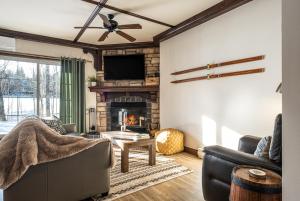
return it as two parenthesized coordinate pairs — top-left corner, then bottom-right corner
(104, 55), (145, 80)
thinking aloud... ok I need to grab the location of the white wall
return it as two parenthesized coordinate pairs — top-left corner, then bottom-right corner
(160, 0), (282, 150)
(282, 0), (300, 200)
(15, 39), (97, 131)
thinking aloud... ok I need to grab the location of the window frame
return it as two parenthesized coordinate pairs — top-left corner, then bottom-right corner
(0, 55), (61, 128)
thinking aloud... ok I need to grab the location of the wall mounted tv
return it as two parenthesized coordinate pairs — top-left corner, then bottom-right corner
(104, 54), (145, 80)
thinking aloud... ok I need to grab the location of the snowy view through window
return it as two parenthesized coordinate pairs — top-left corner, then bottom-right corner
(0, 59), (60, 133)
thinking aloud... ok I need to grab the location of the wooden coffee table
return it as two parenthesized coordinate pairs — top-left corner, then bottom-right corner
(102, 131), (156, 173)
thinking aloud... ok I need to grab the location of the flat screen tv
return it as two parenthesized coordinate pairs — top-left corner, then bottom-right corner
(104, 54), (145, 80)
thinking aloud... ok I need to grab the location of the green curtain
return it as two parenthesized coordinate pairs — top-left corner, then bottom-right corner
(60, 57), (86, 133)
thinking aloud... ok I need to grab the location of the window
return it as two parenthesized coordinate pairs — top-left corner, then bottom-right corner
(0, 58), (61, 133)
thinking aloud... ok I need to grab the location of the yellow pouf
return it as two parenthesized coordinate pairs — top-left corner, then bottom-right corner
(155, 128), (184, 155)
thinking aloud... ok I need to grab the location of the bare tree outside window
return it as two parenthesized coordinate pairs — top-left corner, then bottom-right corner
(0, 59), (60, 133)
(0, 61), (9, 121)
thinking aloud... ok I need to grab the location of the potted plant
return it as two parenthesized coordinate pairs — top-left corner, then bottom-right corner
(88, 76), (97, 87)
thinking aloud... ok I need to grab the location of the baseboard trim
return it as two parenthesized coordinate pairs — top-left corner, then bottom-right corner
(184, 146), (198, 156)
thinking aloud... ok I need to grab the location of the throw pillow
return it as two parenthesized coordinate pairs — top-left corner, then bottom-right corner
(41, 116), (67, 135)
(269, 114), (282, 163)
(254, 136), (272, 159)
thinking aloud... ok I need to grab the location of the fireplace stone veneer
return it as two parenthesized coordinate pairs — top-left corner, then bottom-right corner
(96, 47), (160, 132)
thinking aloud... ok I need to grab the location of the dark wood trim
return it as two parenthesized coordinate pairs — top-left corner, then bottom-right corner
(0, 28), (158, 51)
(83, 48), (102, 70)
(0, 50), (93, 63)
(0, 50), (59, 61)
(74, 0), (108, 42)
(82, 0), (174, 28)
(184, 146), (198, 156)
(171, 55), (265, 75)
(89, 85), (159, 102)
(98, 41), (158, 50)
(89, 85), (159, 93)
(0, 28), (99, 50)
(154, 0), (253, 43)
(171, 68), (265, 84)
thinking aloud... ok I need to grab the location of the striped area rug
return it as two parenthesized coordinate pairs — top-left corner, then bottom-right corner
(93, 148), (192, 201)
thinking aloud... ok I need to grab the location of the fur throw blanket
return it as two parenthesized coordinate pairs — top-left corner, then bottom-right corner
(0, 119), (114, 189)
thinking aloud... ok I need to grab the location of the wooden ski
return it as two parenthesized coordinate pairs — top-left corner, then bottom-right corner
(171, 55), (265, 75)
(171, 68), (265, 84)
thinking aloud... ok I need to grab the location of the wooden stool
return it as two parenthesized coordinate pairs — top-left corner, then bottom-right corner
(230, 165), (281, 201)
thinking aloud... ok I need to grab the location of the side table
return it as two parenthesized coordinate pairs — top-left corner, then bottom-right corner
(230, 165), (282, 201)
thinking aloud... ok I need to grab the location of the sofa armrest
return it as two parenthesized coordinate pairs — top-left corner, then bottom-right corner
(238, 135), (261, 154)
(204, 145), (281, 173)
(63, 124), (77, 133)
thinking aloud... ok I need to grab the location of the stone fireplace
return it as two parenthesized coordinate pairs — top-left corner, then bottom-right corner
(95, 47), (160, 132)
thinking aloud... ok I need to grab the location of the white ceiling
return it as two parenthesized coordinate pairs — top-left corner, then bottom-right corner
(0, 0), (222, 45)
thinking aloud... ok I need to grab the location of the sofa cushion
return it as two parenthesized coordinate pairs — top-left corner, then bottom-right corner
(254, 136), (272, 159)
(269, 114), (282, 163)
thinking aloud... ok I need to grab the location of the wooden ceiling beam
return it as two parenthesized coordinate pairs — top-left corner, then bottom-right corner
(74, 0), (109, 42)
(0, 28), (99, 50)
(0, 28), (158, 50)
(82, 0), (174, 28)
(153, 0), (253, 43)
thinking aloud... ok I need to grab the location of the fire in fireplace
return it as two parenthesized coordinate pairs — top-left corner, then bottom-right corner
(110, 102), (148, 133)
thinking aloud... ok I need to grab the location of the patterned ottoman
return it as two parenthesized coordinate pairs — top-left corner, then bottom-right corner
(155, 128), (184, 155)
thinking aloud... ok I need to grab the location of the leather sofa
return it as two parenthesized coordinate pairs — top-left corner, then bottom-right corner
(202, 135), (282, 201)
(4, 140), (112, 201)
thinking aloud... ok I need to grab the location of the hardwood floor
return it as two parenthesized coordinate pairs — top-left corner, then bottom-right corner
(114, 152), (205, 201)
(0, 152), (204, 201)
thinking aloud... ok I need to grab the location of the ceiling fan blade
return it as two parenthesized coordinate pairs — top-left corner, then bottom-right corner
(98, 13), (111, 27)
(117, 24), (142, 29)
(116, 31), (136, 42)
(74, 26), (105, 29)
(98, 31), (110, 41)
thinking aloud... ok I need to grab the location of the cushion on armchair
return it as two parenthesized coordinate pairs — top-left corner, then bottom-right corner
(254, 136), (272, 159)
(269, 114), (282, 163)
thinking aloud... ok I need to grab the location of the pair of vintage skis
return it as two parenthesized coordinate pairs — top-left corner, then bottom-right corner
(171, 55), (265, 84)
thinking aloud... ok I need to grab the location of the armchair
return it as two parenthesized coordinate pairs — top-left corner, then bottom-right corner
(202, 135), (281, 201)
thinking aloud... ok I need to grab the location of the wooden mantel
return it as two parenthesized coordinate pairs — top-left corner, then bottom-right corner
(88, 85), (159, 101)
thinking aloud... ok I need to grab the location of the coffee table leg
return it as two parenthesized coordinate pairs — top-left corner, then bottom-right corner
(149, 143), (156, 166)
(121, 146), (129, 173)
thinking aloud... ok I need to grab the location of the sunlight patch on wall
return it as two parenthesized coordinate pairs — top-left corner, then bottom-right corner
(221, 126), (242, 150)
(202, 116), (217, 146)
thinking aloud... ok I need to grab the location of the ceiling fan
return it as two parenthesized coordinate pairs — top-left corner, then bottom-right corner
(74, 14), (142, 42)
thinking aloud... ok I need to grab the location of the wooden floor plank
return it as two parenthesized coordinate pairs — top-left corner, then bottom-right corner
(114, 152), (205, 201)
